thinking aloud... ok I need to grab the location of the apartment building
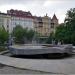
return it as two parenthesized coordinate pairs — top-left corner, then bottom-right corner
(7, 9), (34, 32)
(0, 13), (11, 32)
(51, 14), (59, 33)
(0, 9), (59, 38)
(34, 16), (43, 36)
(42, 14), (51, 37)
(34, 14), (59, 38)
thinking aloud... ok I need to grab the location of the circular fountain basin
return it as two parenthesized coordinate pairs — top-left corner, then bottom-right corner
(9, 44), (73, 55)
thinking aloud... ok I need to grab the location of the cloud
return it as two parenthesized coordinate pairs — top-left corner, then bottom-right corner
(0, 0), (75, 23)
(43, 0), (62, 7)
(0, 0), (45, 5)
(0, 0), (28, 5)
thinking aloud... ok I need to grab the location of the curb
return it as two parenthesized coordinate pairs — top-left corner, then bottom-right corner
(0, 50), (9, 55)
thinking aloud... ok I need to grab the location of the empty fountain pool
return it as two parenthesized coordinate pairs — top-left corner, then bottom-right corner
(9, 44), (73, 56)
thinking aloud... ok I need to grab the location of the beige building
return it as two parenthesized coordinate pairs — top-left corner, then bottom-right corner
(34, 16), (43, 36)
(0, 13), (11, 33)
(42, 14), (51, 37)
(51, 14), (59, 33)
(0, 10), (59, 38)
(0, 9), (35, 34)
(34, 14), (59, 38)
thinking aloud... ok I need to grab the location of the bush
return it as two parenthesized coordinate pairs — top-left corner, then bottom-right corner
(0, 26), (9, 45)
(0, 46), (7, 52)
(46, 32), (54, 44)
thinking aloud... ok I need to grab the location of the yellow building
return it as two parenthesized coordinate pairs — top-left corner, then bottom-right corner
(34, 16), (43, 36)
(34, 14), (59, 38)
(42, 14), (51, 37)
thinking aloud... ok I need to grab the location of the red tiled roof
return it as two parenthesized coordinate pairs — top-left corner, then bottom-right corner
(7, 9), (34, 19)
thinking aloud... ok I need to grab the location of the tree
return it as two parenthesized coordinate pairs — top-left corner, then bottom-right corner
(46, 32), (55, 44)
(26, 29), (35, 41)
(12, 25), (25, 44)
(0, 26), (8, 45)
(54, 8), (75, 45)
(55, 24), (66, 41)
(64, 8), (75, 44)
(65, 8), (75, 30)
(12, 25), (35, 44)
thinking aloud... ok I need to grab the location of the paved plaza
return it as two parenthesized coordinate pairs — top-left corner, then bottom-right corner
(0, 64), (50, 74)
(0, 54), (75, 74)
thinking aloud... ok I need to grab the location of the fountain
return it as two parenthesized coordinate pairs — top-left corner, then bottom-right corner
(9, 44), (73, 56)
(9, 33), (73, 57)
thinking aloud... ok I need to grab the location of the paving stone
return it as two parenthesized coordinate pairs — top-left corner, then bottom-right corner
(0, 55), (75, 74)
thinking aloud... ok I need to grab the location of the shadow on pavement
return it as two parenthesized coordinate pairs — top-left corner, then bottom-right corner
(10, 53), (72, 59)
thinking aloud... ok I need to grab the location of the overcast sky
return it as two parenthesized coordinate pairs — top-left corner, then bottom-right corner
(0, 0), (75, 23)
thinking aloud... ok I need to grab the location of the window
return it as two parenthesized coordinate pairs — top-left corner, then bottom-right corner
(51, 23), (54, 28)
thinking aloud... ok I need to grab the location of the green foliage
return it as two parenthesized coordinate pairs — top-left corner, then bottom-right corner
(12, 25), (35, 44)
(66, 8), (75, 19)
(54, 8), (75, 45)
(46, 32), (54, 44)
(0, 46), (7, 52)
(0, 26), (9, 45)
(27, 29), (35, 41)
(55, 25), (65, 41)
(12, 25), (25, 43)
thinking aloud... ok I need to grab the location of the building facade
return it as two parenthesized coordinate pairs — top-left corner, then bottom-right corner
(7, 9), (34, 33)
(0, 9), (59, 37)
(0, 13), (11, 32)
(51, 14), (59, 33)
(34, 14), (59, 38)
(42, 14), (51, 37)
(34, 16), (43, 36)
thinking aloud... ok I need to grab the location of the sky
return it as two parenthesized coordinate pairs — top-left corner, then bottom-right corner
(0, 0), (75, 23)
